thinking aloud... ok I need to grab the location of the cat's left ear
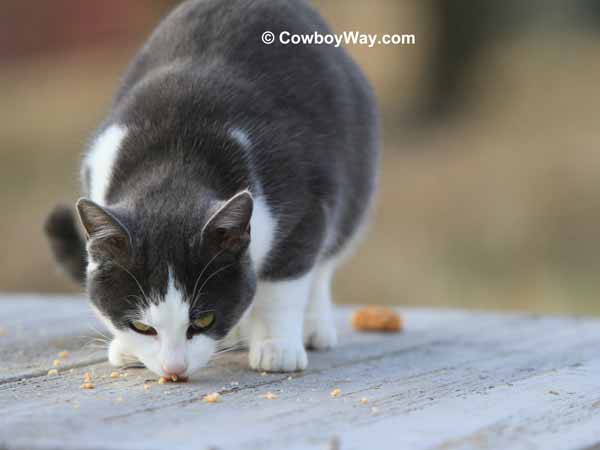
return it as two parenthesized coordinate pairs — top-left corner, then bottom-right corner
(202, 190), (253, 257)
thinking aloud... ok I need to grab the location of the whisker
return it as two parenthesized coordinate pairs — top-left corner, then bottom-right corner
(112, 261), (152, 306)
(191, 249), (225, 305)
(192, 263), (234, 307)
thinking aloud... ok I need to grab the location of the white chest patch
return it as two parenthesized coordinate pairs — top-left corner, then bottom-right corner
(85, 124), (128, 205)
(249, 196), (276, 273)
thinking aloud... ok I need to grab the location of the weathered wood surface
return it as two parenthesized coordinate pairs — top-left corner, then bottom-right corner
(1, 295), (599, 450)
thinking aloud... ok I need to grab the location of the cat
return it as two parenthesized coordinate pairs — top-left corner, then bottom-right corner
(45, 0), (379, 378)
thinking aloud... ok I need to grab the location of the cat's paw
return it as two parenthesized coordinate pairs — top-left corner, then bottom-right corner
(249, 338), (307, 372)
(108, 339), (126, 366)
(304, 317), (338, 350)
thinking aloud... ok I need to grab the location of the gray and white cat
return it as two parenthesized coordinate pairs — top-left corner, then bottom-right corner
(45, 0), (379, 379)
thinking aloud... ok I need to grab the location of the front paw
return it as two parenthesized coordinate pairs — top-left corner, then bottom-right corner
(249, 338), (307, 372)
(304, 318), (338, 350)
(108, 339), (126, 366)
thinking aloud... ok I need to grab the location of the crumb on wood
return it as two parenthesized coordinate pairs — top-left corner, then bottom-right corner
(47, 369), (58, 376)
(143, 383), (151, 390)
(330, 388), (342, 398)
(58, 350), (69, 359)
(360, 397), (369, 405)
(158, 376), (167, 384)
(261, 392), (278, 400)
(84, 372), (92, 383)
(80, 382), (95, 390)
(203, 392), (220, 403)
(351, 306), (403, 333)
(110, 371), (120, 379)
(52, 359), (61, 367)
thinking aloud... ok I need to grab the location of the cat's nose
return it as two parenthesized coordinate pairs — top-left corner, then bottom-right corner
(162, 362), (187, 376)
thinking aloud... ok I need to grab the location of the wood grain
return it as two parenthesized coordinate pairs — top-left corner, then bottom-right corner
(0, 296), (599, 450)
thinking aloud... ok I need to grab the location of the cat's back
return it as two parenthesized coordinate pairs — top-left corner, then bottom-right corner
(116, 0), (334, 97)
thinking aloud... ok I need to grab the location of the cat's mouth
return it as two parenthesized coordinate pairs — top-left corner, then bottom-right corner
(120, 362), (190, 382)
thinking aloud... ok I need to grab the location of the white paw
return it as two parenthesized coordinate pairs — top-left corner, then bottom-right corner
(108, 339), (126, 366)
(249, 338), (307, 372)
(304, 318), (338, 350)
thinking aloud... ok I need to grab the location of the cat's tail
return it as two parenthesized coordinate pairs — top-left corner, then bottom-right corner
(44, 205), (87, 285)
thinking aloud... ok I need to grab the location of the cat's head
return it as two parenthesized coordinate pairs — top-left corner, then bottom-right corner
(76, 190), (256, 379)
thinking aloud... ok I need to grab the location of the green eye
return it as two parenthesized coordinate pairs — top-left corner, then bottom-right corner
(130, 321), (157, 336)
(193, 312), (215, 330)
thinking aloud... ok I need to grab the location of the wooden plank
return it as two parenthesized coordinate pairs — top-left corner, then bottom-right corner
(0, 295), (107, 383)
(0, 296), (599, 450)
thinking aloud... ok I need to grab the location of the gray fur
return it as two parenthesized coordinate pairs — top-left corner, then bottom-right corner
(45, 0), (379, 339)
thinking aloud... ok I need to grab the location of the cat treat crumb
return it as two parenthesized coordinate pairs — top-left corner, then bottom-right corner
(52, 359), (61, 367)
(157, 375), (187, 384)
(110, 372), (120, 379)
(80, 382), (95, 389)
(143, 383), (151, 390)
(330, 388), (342, 398)
(351, 306), (403, 333)
(261, 392), (278, 400)
(203, 392), (220, 403)
(58, 351), (69, 359)
(360, 397), (369, 405)
(47, 369), (59, 376)
(84, 372), (92, 383)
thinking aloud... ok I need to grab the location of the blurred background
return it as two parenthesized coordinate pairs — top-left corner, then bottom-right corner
(1, 0), (600, 315)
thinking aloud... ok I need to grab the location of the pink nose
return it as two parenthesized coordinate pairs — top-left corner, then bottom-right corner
(162, 363), (187, 376)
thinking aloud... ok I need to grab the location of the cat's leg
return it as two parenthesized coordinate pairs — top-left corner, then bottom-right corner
(248, 271), (313, 372)
(304, 259), (338, 350)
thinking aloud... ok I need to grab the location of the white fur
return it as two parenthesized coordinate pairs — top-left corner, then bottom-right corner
(103, 271), (216, 378)
(248, 269), (314, 372)
(85, 124), (128, 205)
(249, 195), (276, 273)
(304, 260), (338, 349)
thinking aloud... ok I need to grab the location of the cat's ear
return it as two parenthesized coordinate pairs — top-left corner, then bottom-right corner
(76, 198), (131, 260)
(202, 190), (253, 257)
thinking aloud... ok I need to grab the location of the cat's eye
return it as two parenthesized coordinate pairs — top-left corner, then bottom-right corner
(193, 312), (215, 329)
(187, 312), (216, 339)
(130, 321), (157, 336)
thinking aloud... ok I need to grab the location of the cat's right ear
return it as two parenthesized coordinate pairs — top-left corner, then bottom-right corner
(76, 198), (132, 260)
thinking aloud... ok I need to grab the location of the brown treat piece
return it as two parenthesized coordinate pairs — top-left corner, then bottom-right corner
(47, 369), (59, 376)
(84, 372), (92, 383)
(58, 351), (70, 359)
(351, 306), (403, 332)
(110, 372), (120, 379)
(330, 388), (341, 398)
(158, 377), (168, 384)
(203, 392), (220, 403)
(80, 382), (95, 389)
(261, 392), (278, 400)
